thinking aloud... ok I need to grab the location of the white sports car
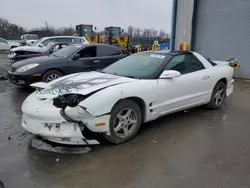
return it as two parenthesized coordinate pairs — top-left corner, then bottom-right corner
(21, 50), (239, 145)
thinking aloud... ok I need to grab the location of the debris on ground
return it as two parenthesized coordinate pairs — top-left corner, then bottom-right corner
(222, 115), (228, 121)
(31, 137), (92, 154)
(56, 158), (60, 162)
(152, 140), (157, 144)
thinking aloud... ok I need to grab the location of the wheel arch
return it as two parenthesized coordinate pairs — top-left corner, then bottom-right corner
(112, 97), (147, 122)
(218, 77), (227, 87)
(42, 68), (65, 76)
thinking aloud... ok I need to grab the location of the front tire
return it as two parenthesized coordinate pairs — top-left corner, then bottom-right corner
(104, 99), (142, 144)
(42, 70), (63, 83)
(207, 81), (227, 109)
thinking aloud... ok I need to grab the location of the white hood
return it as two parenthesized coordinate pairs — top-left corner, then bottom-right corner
(10, 45), (42, 52)
(33, 72), (136, 99)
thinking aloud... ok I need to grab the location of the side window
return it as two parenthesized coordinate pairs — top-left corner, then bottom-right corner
(98, 46), (121, 56)
(76, 46), (97, 58)
(41, 39), (53, 46)
(72, 38), (83, 43)
(165, 54), (204, 74)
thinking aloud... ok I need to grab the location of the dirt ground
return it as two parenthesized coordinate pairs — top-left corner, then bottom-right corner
(1, 53), (250, 188)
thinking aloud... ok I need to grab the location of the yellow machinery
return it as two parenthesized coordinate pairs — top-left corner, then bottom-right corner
(75, 24), (99, 43)
(102, 26), (135, 52)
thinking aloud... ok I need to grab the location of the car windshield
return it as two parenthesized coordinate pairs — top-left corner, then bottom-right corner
(31, 37), (46, 46)
(102, 53), (169, 79)
(51, 44), (82, 58)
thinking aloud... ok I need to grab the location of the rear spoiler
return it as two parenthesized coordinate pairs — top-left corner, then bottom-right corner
(213, 58), (240, 69)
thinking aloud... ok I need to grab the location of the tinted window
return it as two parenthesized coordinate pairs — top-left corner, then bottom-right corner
(98, 46), (121, 56)
(102, 53), (169, 78)
(76, 46), (97, 58)
(52, 44), (82, 57)
(165, 54), (204, 74)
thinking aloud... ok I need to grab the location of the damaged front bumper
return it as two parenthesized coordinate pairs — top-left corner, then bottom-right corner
(21, 92), (110, 145)
(22, 114), (99, 145)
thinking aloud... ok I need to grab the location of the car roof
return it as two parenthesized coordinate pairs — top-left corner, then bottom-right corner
(44, 36), (85, 39)
(49, 41), (82, 45)
(139, 50), (193, 56)
(71, 43), (122, 49)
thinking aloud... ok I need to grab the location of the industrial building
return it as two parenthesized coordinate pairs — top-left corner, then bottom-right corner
(171, 0), (250, 79)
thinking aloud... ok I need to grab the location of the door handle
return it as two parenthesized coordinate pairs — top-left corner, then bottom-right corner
(94, 60), (100, 63)
(202, 76), (209, 80)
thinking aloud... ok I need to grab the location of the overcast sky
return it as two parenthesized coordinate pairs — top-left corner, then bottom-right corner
(1, 0), (173, 33)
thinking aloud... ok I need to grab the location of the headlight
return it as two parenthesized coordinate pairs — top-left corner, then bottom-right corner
(16, 63), (39, 73)
(53, 94), (87, 109)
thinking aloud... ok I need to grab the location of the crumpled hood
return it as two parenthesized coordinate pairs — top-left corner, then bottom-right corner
(35, 72), (136, 99)
(10, 45), (42, 53)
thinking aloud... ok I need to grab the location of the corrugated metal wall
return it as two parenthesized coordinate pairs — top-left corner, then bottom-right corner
(193, 0), (250, 79)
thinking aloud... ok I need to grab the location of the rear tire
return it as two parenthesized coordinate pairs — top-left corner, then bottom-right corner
(206, 81), (227, 109)
(42, 70), (63, 83)
(104, 99), (142, 144)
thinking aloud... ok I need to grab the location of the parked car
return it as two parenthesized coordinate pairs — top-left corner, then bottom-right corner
(20, 50), (239, 145)
(0, 38), (20, 51)
(8, 42), (78, 63)
(20, 34), (39, 46)
(8, 36), (89, 61)
(8, 43), (130, 86)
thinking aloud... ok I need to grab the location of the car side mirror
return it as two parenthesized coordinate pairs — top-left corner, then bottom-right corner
(72, 54), (80, 60)
(159, 70), (181, 79)
(39, 43), (44, 47)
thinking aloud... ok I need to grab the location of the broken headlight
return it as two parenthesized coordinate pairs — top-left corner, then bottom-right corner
(53, 94), (86, 109)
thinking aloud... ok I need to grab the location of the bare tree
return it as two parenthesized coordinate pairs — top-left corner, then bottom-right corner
(150, 28), (158, 38)
(158, 29), (166, 39)
(165, 33), (170, 39)
(142, 29), (147, 38)
(127, 25), (134, 37)
(0, 17), (26, 39)
(133, 28), (142, 38)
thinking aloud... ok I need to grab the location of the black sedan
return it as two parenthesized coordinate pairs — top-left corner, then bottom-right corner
(8, 43), (130, 86)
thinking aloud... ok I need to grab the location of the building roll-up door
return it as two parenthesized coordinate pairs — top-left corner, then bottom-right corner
(193, 0), (250, 79)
